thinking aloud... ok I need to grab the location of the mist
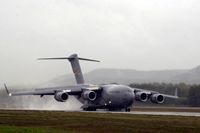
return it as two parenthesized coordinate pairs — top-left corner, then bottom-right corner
(18, 96), (82, 111)
(0, 0), (200, 85)
(0, 84), (82, 110)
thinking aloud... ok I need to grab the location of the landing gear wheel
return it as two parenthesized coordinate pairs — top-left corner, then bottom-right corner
(83, 107), (96, 111)
(125, 108), (131, 112)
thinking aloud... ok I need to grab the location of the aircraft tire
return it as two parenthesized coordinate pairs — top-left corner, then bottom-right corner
(84, 107), (96, 111)
(125, 108), (131, 112)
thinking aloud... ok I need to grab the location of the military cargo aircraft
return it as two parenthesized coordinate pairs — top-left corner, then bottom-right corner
(4, 54), (178, 112)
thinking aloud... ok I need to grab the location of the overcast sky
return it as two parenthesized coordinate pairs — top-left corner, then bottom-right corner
(0, 0), (200, 85)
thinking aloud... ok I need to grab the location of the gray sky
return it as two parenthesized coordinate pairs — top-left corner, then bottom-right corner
(0, 0), (200, 85)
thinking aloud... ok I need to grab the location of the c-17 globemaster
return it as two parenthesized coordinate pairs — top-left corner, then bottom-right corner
(4, 54), (178, 112)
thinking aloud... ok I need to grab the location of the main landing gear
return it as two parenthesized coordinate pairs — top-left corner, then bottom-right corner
(83, 107), (96, 111)
(125, 108), (131, 112)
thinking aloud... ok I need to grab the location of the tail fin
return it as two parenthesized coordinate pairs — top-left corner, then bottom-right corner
(38, 54), (100, 84)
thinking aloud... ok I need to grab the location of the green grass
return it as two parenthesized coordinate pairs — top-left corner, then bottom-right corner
(0, 110), (200, 133)
(0, 126), (70, 133)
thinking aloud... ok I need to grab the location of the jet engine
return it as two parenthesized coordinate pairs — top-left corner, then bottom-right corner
(82, 91), (97, 101)
(150, 94), (164, 104)
(135, 92), (148, 102)
(54, 92), (69, 102)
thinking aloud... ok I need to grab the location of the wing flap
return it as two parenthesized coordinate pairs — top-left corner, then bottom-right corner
(133, 87), (178, 99)
(162, 94), (178, 99)
(10, 90), (55, 96)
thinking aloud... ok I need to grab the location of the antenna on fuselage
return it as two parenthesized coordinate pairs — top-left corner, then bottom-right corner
(38, 54), (100, 84)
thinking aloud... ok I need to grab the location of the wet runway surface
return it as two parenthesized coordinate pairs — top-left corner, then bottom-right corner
(71, 110), (200, 117)
(1, 108), (200, 117)
(111, 111), (200, 117)
(80, 110), (200, 117)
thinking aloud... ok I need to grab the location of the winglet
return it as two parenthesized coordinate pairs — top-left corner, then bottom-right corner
(4, 84), (12, 96)
(38, 54), (100, 62)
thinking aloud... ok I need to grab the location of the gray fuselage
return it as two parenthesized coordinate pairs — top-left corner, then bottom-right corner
(78, 84), (135, 110)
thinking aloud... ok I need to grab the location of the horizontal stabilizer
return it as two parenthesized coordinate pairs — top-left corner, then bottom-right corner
(78, 58), (100, 62)
(38, 54), (99, 84)
(38, 57), (69, 60)
(38, 57), (100, 62)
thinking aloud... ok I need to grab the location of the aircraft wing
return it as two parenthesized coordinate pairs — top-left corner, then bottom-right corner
(160, 94), (178, 99)
(4, 84), (100, 96)
(133, 88), (178, 99)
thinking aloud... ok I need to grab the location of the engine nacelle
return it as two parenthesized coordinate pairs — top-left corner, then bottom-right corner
(54, 92), (69, 102)
(135, 92), (148, 102)
(82, 91), (97, 101)
(150, 94), (165, 104)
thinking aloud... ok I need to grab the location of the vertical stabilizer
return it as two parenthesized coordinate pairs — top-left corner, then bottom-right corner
(68, 54), (84, 84)
(38, 53), (100, 85)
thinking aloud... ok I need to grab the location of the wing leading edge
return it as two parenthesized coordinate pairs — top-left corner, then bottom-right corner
(4, 84), (100, 97)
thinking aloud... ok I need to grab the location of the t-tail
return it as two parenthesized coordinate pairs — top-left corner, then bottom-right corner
(38, 54), (100, 84)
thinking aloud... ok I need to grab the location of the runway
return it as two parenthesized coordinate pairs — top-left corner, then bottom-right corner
(1, 108), (200, 117)
(81, 109), (200, 117)
(113, 111), (200, 117)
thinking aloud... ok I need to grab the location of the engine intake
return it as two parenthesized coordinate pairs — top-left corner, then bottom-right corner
(54, 92), (69, 102)
(135, 92), (148, 102)
(82, 91), (97, 101)
(150, 94), (164, 104)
